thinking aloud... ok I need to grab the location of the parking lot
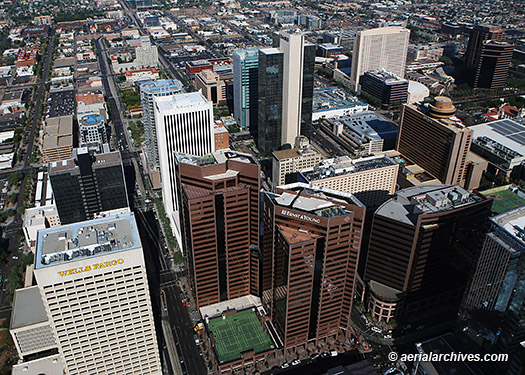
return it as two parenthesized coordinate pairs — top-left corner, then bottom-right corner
(47, 89), (76, 117)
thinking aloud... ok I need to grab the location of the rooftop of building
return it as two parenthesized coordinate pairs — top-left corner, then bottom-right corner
(479, 186), (525, 215)
(278, 183), (365, 207)
(268, 183), (363, 218)
(272, 146), (321, 161)
(206, 308), (274, 364)
(278, 224), (321, 244)
(471, 119), (525, 158)
(48, 149), (122, 174)
(186, 59), (212, 67)
(10, 286), (48, 329)
(139, 78), (184, 93)
(313, 86), (368, 113)
(23, 205), (58, 229)
(176, 149), (257, 167)
(42, 115), (73, 150)
(300, 155), (397, 182)
(259, 47), (282, 55)
(79, 113), (104, 125)
(35, 212), (140, 269)
(12, 355), (64, 375)
(334, 111), (398, 141)
(408, 98), (470, 131)
(369, 280), (404, 302)
(416, 333), (481, 375)
(364, 70), (408, 85)
(491, 205), (525, 247)
(154, 91), (209, 112)
(377, 184), (485, 226)
(76, 91), (105, 104)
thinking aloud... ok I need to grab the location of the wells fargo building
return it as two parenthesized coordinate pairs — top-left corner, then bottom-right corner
(262, 183), (365, 349)
(33, 213), (162, 375)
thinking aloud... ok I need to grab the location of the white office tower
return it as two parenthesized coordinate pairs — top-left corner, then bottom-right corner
(279, 29), (314, 146)
(32, 213), (162, 375)
(350, 26), (410, 90)
(154, 91), (214, 251)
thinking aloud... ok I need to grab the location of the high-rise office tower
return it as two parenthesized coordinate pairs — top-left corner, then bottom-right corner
(233, 49), (259, 133)
(463, 206), (525, 375)
(279, 29), (316, 144)
(154, 92), (215, 250)
(262, 183), (365, 349)
(363, 185), (491, 323)
(256, 30), (315, 155)
(176, 150), (260, 308)
(473, 41), (514, 89)
(350, 27), (410, 91)
(465, 25), (507, 69)
(140, 79), (184, 170)
(397, 97), (474, 188)
(257, 48), (284, 155)
(32, 212), (162, 375)
(464, 25), (513, 89)
(49, 149), (129, 225)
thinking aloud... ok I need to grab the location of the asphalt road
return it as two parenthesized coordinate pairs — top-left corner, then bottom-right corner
(163, 275), (207, 375)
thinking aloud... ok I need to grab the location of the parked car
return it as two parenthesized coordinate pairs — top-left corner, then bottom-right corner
(291, 359), (301, 366)
(280, 362), (289, 369)
(330, 350), (338, 357)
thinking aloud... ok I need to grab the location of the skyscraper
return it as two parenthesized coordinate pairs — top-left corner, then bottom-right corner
(465, 25), (507, 69)
(463, 206), (525, 375)
(233, 49), (259, 133)
(464, 25), (514, 89)
(397, 97), (474, 188)
(255, 30), (315, 155)
(473, 41), (514, 89)
(154, 92), (215, 250)
(32, 212), (162, 375)
(49, 149), (129, 225)
(176, 150), (260, 308)
(350, 27), (410, 91)
(262, 183), (365, 349)
(363, 185), (491, 323)
(140, 79), (184, 170)
(257, 48), (284, 155)
(279, 30), (316, 144)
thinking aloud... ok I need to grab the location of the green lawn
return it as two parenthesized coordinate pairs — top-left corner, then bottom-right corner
(207, 309), (274, 363)
(483, 189), (525, 215)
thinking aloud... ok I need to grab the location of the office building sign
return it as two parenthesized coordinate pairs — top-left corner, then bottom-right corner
(279, 209), (321, 224)
(56, 258), (125, 277)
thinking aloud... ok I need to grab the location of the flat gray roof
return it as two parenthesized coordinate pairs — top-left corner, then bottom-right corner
(35, 212), (141, 269)
(11, 286), (48, 329)
(301, 155), (397, 182)
(376, 185), (484, 226)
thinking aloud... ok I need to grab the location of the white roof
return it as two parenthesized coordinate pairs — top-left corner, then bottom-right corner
(471, 119), (525, 156)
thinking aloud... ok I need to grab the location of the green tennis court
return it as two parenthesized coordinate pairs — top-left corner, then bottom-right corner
(207, 309), (274, 363)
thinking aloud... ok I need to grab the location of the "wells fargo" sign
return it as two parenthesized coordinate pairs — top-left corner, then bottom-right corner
(57, 258), (125, 277)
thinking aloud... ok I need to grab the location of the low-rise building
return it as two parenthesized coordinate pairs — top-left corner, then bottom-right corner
(125, 68), (159, 83)
(313, 87), (369, 121)
(323, 112), (399, 155)
(470, 119), (525, 179)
